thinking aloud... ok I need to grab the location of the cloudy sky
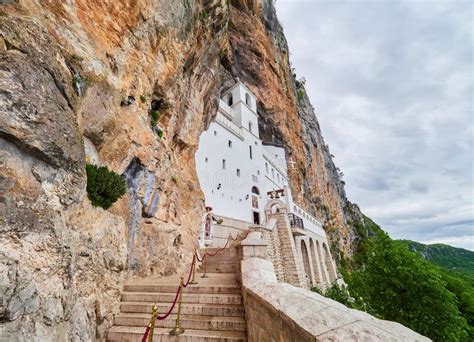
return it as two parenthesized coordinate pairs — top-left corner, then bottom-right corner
(275, 0), (473, 250)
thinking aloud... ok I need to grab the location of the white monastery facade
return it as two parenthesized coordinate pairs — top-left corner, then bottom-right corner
(195, 80), (338, 289)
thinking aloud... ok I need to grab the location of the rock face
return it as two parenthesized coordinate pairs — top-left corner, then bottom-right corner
(1, 0), (360, 340)
(223, 1), (358, 259)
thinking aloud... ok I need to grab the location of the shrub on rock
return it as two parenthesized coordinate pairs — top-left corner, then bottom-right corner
(85, 164), (126, 209)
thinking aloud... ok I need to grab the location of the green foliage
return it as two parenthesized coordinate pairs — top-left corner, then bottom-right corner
(297, 89), (305, 102)
(85, 164), (126, 209)
(171, 175), (177, 184)
(150, 110), (160, 121)
(401, 240), (474, 280)
(140, 94), (148, 103)
(201, 10), (209, 23)
(324, 284), (355, 308)
(67, 54), (83, 63)
(0, 9), (6, 17)
(345, 234), (471, 341)
(156, 128), (164, 139)
(311, 286), (322, 295)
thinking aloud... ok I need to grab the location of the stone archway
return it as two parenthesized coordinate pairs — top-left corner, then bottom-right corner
(323, 243), (337, 282)
(316, 241), (329, 286)
(309, 238), (322, 286)
(300, 240), (312, 288)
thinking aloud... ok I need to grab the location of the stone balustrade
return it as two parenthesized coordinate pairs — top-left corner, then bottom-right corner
(238, 232), (430, 342)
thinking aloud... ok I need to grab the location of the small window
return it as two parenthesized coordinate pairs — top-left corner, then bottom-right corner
(228, 140), (232, 148)
(236, 169), (241, 177)
(277, 174), (280, 183)
(265, 163), (269, 173)
(255, 141), (258, 146)
(248, 121), (253, 133)
(271, 168), (275, 179)
(257, 170), (260, 175)
(205, 157), (208, 163)
(245, 93), (251, 106)
(228, 94), (233, 106)
(222, 159), (226, 170)
(214, 131), (217, 136)
(249, 145), (253, 159)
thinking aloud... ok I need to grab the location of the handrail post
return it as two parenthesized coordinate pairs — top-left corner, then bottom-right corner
(201, 247), (208, 278)
(190, 249), (199, 285)
(147, 304), (158, 342)
(169, 277), (185, 335)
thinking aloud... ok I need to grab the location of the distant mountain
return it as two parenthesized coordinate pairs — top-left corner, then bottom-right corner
(400, 240), (474, 279)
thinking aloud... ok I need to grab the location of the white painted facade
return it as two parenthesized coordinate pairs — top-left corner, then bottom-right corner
(195, 81), (327, 240)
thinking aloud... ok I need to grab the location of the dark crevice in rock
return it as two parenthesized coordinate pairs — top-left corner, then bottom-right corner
(43, 67), (74, 111)
(0, 131), (59, 168)
(3, 39), (27, 55)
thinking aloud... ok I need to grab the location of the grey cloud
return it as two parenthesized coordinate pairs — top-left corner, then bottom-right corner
(276, 0), (473, 250)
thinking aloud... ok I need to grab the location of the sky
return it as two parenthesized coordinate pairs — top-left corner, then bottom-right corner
(275, 0), (473, 250)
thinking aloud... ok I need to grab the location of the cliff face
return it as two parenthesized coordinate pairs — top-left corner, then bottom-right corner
(223, 1), (358, 259)
(0, 0), (359, 339)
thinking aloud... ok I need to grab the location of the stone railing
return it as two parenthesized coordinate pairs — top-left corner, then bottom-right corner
(219, 99), (232, 119)
(290, 202), (326, 238)
(215, 113), (244, 139)
(237, 232), (430, 342)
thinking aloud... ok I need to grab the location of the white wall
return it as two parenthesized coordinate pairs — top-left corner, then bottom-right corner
(196, 81), (325, 237)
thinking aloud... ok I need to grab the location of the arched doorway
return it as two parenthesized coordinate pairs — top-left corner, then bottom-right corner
(251, 186), (260, 224)
(301, 240), (312, 288)
(323, 243), (337, 282)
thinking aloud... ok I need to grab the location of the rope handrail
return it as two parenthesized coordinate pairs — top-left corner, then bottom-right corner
(141, 228), (250, 341)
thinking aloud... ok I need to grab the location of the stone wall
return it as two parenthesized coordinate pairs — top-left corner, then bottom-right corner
(240, 253), (430, 342)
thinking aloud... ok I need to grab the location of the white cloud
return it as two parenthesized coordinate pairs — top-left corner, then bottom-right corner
(276, 0), (474, 250)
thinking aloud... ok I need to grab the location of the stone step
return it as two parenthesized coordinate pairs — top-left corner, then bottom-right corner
(107, 326), (247, 342)
(114, 313), (246, 331)
(120, 302), (245, 317)
(203, 258), (237, 264)
(198, 266), (237, 274)
(123, 284), (241, 294)
(122, 292), (242, 305)
(200, 249), (237, 257)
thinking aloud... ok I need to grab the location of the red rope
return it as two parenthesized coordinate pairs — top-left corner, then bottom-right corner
(195, 252), (206, 263)
(141, 229), (252, 336)
(156, 285), (181, 320)
(141, 326), (150, 342)
(183, 255), (196, 288)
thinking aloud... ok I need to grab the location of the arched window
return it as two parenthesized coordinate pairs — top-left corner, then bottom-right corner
(227, 94), (233, 106)
(245, 93), (251, 106)
(248, 121), (253, 133)
(271, 168), (275, 179)
(251, 186), (260, 195)
(222, 159), (226, 170)
(265, 163), (269, 173)
(228, 140), (232, 148)
(249, 145), (253, 159)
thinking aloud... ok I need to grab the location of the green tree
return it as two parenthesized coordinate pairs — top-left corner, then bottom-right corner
(85, 164), (127, 209)
(347, 237), (470, 341)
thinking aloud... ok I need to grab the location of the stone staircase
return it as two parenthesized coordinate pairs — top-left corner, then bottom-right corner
(107, 247), (246, 341)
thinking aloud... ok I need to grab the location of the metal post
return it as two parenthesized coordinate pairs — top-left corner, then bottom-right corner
(189, 249), (199, 285)
(148, 304), (158, 342)
(169, 277), (185, 335)
(201, 248), (208, 278)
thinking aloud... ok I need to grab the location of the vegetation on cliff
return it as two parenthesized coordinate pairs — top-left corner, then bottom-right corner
(400, 240), (474, 280)
(333, 215), (474, 341)
(85, 164), (127, 209)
